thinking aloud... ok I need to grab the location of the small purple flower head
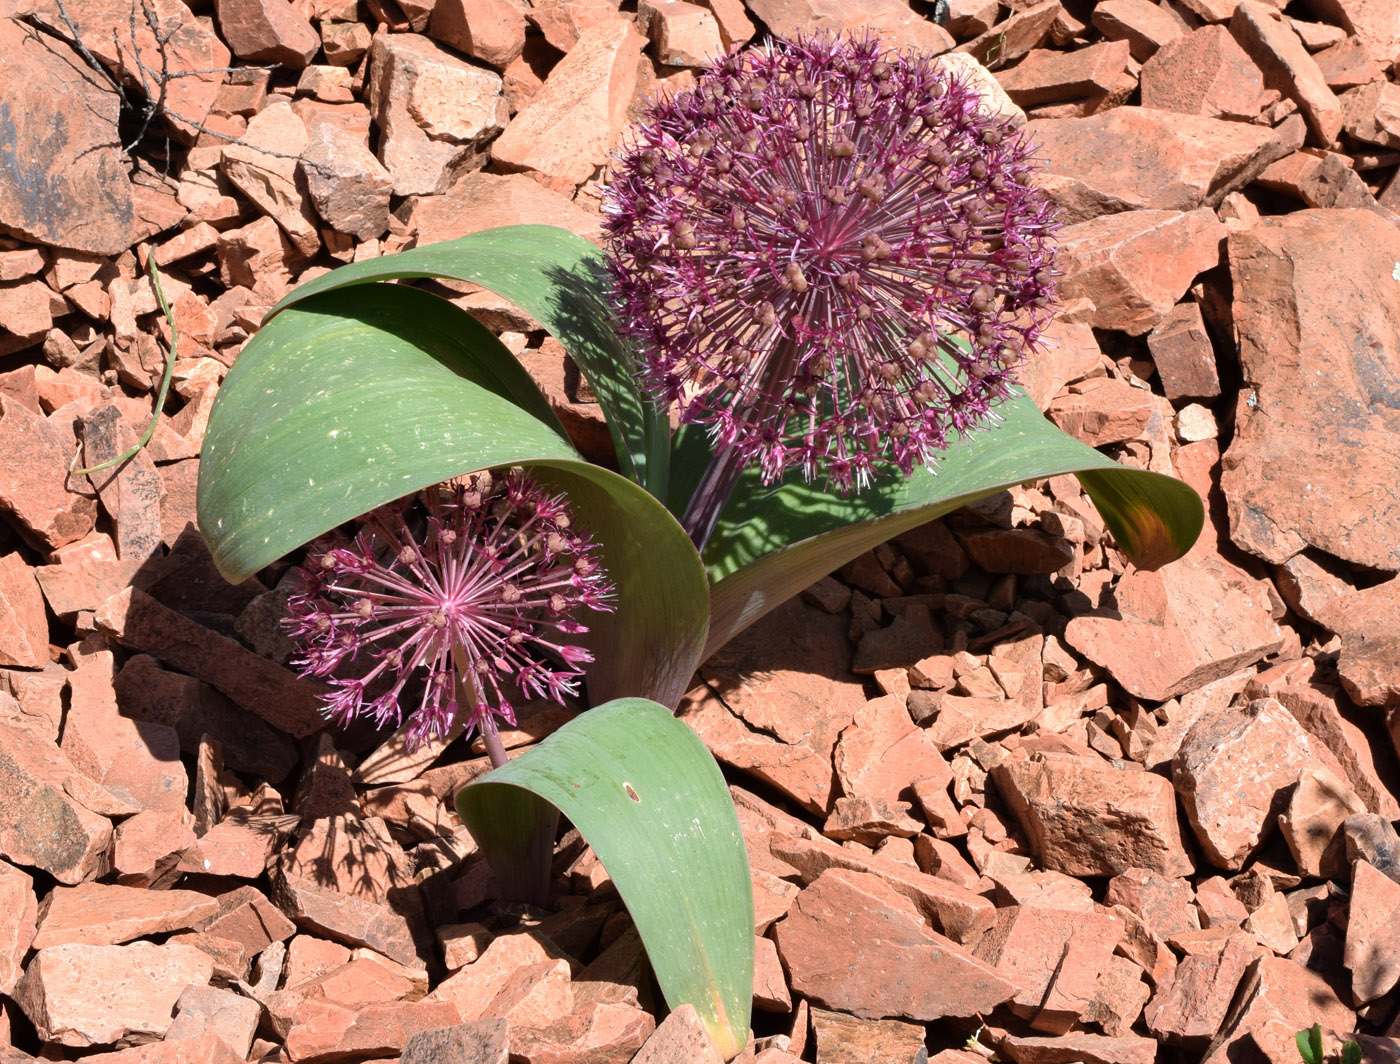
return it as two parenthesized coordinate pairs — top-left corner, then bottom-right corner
(604, 33), (1059, 491)
(284, 470), (613, 750)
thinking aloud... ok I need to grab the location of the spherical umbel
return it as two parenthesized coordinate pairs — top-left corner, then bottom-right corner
(604, 33), (1060, 492)
(284, 471), (613, 751)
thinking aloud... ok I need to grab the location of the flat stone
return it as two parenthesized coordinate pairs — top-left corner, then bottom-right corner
(1047, 377), (1158, 447)
(640, 0), (724, 67)
(33, 883), (218, 948)
(0, 395), (98, 550)
(162, 985), (261, 1059)
(975, 905), (1123, 1034)
(283, 998), (461, 1062)
(1141, 25), (1269, 120)
(507, 997), (654, 1064)
(997, 40), (1132, 107)
(768, 832), (995, 945)
(428, 0), (526, 67)
(64, 652), (188, 813)
(0, 719), (112, 883)
(1279, 765), (1364, 879)
(1144, 932), (1262, 1048)
(492, 20), (645, 189)
(1199, 955), (1354, 1063)
(221, 100), (321, 258)
(1091, 0), (1185, 60)
(215, 0), (320, 67)
(30, 0), (230, 142)
(1314, 35), (1385, 90)
(1253, 149), (1385, 211)
(1222, 210), (1400, 571)
(401, 1018), (510, 1064)
(1147, 300), (1221, 401)
(74, 1034), (246, 1064)
(681, 598), (865, 814)
(957, 528), (1077, 574)
(0, 22), (134, 256)
(1298, 0), (1400, 67)
(999, 1033), (1158, 1064)
(808, 1007), (926, 1064)
(0, 552), (46, 669)
(959, 0), (1061, 66)
(743, 0), (953, 53)
(367, 33), (508, 196)
(14, 941), (214, 1047)
(300, 122), (393, 242)
(1229, 1), (1343, 146)
(0, 860), (37, 995)
(1064, 517), (1284, 702)
(1272, 680), (1399, 819)
(772, 867), (1017, 1021)
(1031, 108), (1286, 224)
(1341, 79), (1400, 149)
(401, 172), (603, 248)
(1055, 208), (1227, 334)
(112, 654), (299, 782)
(95, 587), (325, 738)
(114, 807), (199, 884)
(1172, 698), (1315, 870)
(1313, 577), (1400, 708)
(993, 755), (1193, 877)
(834, 694), (952, 803)
(1104, 867), (1200, 941)
(1344, 859), (1400, 1002)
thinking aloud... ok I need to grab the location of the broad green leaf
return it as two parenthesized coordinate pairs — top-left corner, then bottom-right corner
(197, 285), (707, 710)
(457, 698), (753, 1058)
(198, 284), (576, 583)
(262, 226), (671, 497)
(526, 462), (708, 710)
(698, 387), (1203, 658)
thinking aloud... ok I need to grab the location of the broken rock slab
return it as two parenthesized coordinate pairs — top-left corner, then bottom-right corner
(1055, 207), (1227, 335)
(1222, 209), (1400, 573)
(0, 19), (134, 255)
(1172, 697), (1314, 870)
(772, 867), (1016, 1022)
(1031, 107), (1287, 224)
(1312, 576), (1400, 709)
(1064, 517), (1285, 702)
(32, 883), (218, 949)
(491, 19), (645, 189)
(992, 754), (1194, 878)
(367, 33), (508, 197)
(0, 719), (113, 884)
(14, 941), (214, 1047)
(95, 587), (326, 738)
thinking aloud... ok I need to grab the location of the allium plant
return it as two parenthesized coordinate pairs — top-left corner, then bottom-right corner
(605, 33), (1060, 545)
(197, 29), (1202, 1062)
(284, 471), (612, 760)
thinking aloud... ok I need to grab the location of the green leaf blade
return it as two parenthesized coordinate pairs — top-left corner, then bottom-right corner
(456, 698), (754, 1058)
(263, 226), (666, 494)
(701, 388), (1203, 656)
(198, 285), (579, 583)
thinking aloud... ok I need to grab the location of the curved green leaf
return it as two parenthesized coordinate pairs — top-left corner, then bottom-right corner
(198, 284), (576, 582)
(197, 284), (707, 710)
(700, 387), (1203, 658)
(263, 226), (671, 497)
(457, 698), (753, 1058)
(526, 462), (708, 710)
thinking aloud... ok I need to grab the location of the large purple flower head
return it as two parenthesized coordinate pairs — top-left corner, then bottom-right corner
(284, 471), (613, 750)
(604, 33), (1059, 491)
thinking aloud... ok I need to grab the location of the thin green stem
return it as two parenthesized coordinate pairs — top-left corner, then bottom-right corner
(70, 246), (178, 476)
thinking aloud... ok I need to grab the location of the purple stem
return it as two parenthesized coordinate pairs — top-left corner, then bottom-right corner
(680, 443), (747, 553)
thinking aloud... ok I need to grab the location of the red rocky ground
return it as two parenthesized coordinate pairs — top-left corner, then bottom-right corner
(2, 0), (1400, 1061)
